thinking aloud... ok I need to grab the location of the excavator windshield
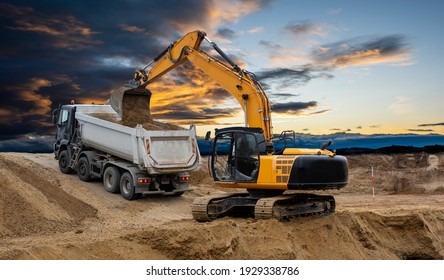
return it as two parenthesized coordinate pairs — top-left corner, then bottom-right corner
(211, 129), (263, 182)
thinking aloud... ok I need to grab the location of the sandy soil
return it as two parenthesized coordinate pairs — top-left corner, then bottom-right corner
(1, 152), (443, 260)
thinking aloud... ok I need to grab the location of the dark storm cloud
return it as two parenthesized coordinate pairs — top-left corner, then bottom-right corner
(257, 67), (315, 89)
(258, 40), (282, 49)
(329, 128), (351, 133)
(408, 129), (434, 132)
(0, 135), (53, 152)
(257, 39), (334, 91)
(271, 101), (318, 114)
(217, 27), (237, 39)
(0, 0), (218, 140)
(270, 92), (300, 99)
(418, 122), (444, 127)
(312, 34), (409, 67)
(283, 20), (325, 36)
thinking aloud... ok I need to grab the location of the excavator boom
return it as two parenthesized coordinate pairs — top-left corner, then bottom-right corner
(110, 30), (273, 141)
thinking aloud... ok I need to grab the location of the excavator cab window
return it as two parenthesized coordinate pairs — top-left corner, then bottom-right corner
(211, 131), (260, 182)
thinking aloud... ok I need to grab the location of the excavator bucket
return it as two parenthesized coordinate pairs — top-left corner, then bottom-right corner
(109, 82), (152, 120)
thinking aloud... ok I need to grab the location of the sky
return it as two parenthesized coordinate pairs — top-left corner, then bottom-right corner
(1, 0), (443, 150)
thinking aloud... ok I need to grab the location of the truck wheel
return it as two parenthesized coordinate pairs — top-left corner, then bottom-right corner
(120, 172), (137, 200)
(103, 166), (121, 193)
(58, 150), (73, 174)
(77, 157), (91, 182)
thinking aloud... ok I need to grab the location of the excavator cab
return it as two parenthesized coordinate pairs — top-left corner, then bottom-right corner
(210, 127), (266, 183)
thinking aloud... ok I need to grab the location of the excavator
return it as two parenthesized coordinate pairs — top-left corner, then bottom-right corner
(110, 30), (348, 221)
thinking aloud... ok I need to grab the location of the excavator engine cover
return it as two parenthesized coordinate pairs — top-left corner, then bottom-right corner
(288, 155), (348, 190)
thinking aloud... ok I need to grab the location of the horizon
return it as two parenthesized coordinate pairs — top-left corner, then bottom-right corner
(1, 130), (443, 153)
(1, 0), (443, 152)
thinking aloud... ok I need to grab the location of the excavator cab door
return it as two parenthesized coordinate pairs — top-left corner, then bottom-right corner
(211, 129), (261, 183)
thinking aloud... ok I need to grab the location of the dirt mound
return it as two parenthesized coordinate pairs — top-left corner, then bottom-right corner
(346, 153), (444, 194)
(124, 210), (444, 260)
(0, 154), (97, 238)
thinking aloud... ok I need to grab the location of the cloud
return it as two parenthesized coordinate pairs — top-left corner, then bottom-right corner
(5, 78), (53, 117)
(140, 62), (244, 125)
(408, 129), (434, 132)
(1, 0), (275, 141)
(257, 67), (313, 89)
(418, 122), (444, 127)
(248, 26), (264, 33)
(216, 27), (237, 39)
(119, 24), (147, 34)
(271, 101), (319, 115)
(0, 134), (53, 153)
(1, 2), (100, 50)
(283, 20), (328, 37)
(312, 35), (412, 68)
(212, 0), (274, 24)
(269, 92), (300, 100)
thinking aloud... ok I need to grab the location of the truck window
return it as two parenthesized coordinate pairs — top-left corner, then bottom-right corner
(58, 109), (69, 125)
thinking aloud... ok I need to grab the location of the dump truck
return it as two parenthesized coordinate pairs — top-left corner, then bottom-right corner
(52, 103), (201, 200)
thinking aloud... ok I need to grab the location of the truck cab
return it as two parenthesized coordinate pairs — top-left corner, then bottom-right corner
(52, 105), (77, 160)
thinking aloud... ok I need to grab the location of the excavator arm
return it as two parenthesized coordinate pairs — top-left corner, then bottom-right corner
(110, 30), (273, 141)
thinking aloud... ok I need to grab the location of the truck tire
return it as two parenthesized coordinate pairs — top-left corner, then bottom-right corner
(77, 157), (92, 182)
(58, 150), (73, 174)
(103, 166), (121, 193)
(120, 172), (137, 200)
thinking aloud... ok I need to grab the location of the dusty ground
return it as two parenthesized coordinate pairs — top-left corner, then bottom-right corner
(0, 152), (443, 260)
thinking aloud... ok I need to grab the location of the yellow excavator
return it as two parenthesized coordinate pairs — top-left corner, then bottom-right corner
(110, 30), (348, 221)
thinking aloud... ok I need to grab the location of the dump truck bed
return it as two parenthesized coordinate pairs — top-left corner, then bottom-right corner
(74, 105), (200, 174)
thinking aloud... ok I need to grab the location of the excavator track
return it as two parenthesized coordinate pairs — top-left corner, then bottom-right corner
(192, 192), (336, 222)
(254, 193), (335, 220)
(192, 192), (251, 222)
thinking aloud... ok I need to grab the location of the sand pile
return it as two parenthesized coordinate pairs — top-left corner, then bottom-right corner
(0, 154), (97, 238)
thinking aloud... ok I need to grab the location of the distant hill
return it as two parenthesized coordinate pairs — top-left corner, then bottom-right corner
(336, 145), (444, 155)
